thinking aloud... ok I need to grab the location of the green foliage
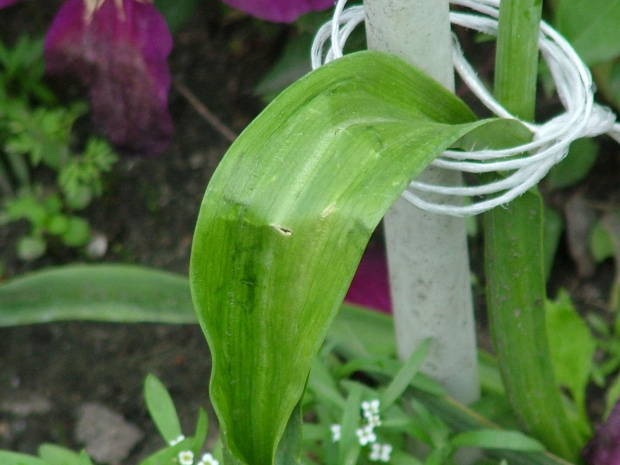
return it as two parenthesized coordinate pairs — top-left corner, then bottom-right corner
(0, 36), (118, 261)
(2, 4), (619, 465)
(590, 220), (616, 263)
(450, 430), (545, 452)
(545, 138), (599, 191)
(585, 210), (620, 413)
(190, 48), (530, 465)
(58, 139), (117, 210)
(254, 33), (314, 102)
(304, 327), (573, 465)
(545, 290), (596, 432)
(38, 444), (82, 465)
(552, 0), (620, 114)
(0, 374), (213, 465)
(0, 265), (196, 327)
(556, 0), (620, 65)
(487, 0), (586, 460)
(254, 9), (365, 102)
(0, 262), (583, 464)
(145, 374), (185, 444)
(153, 0), (200, 34)
(590, 212), (620, 312)
(0, 35), (55, 105)
(543, 206), (564, 282)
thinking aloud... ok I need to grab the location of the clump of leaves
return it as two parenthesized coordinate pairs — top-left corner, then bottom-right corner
(0, 35), (117, 261)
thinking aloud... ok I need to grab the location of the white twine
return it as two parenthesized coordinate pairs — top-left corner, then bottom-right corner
(311, 0), (620, 217)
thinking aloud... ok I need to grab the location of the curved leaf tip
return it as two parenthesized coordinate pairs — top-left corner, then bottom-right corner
(190, 50), (531, 465)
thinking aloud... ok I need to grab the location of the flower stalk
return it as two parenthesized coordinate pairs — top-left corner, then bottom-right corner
(485, 0), (584, 459)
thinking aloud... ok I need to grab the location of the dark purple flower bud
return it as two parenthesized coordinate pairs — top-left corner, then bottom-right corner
(0, 0), (22, 8)
(583, 400), (620, 465)
(220, 0), (334, 23)
(44, 0), (173, 156)
(0, 0), (22, 7)
(345, 246), (392, 313)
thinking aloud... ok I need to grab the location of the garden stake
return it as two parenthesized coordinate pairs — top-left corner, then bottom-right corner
(364, 0), (480, 406)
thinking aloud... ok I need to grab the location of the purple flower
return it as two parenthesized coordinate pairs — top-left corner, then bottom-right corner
(44, 0), (173, 156)
(0, 0), (21, 7)
(345, 245), (392, 313)
(220, 0), (335, 23)
(583, 400), (620, 465)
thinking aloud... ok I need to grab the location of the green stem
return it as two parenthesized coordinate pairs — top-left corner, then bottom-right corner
(494, 0), (541, 121)
(485, 0), (583, 460)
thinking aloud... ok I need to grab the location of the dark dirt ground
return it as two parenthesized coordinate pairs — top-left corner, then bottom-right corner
(0, 2), (619, 464)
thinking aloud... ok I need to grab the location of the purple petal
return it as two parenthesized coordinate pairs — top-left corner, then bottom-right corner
(45, 0), (173, 156)
(583, 400), (620, 465)
(345, 246), (392, 313)
(221, 0), (334, 23)
(0, 0), (22, 8)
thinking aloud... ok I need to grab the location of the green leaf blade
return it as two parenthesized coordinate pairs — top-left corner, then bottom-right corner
(451, 429), (546, 452)
(0, 265), (196, 327)
(557, 0), (620, 65)
(144, 374), (184, 444)
(190, 50), (530, 465)
(380, 339), (430, 410)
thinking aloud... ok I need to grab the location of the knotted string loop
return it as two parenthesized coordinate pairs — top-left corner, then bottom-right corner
(311, 0), (620, 216)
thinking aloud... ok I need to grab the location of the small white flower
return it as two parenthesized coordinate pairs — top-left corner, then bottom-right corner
(369, 443), (393, 462)
(169, 434), (186, 446)
(198, 452), (219, 465)
(178, 450), (194, 465)
(356, 425), (377, 446)
(361, 399), (380, 418)
(331, 424), (342, 442)
(366, 414), (382, 428)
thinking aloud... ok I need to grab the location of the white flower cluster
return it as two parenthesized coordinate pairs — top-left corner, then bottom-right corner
(369, 443), (393, 463)
(331, 399), (392, 462)
(169, 435), (218, 465)
(177, 451), (219, 465)
(361, 400), (381, 428)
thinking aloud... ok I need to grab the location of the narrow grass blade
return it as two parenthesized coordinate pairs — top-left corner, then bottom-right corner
(144, 374), (183, 444)
(380, 338), (430, 409)
(338, 384), (363, 465)
(450, 429), (546, 452)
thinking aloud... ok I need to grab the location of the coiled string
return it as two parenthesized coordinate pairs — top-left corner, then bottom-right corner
(311, 0), (620, 217)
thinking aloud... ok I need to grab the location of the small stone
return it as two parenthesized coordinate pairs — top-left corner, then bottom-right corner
(75, 402), (143, 464)
(86, 233), (108, 259)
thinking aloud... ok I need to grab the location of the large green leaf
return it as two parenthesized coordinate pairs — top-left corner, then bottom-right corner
(0, 265), (196, 326)
(189, 50), (530, 465)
